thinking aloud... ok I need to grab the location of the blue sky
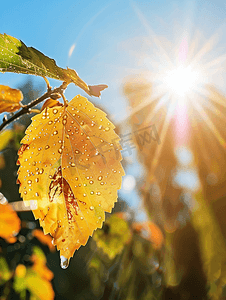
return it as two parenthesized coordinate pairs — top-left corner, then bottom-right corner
(2, 0), (226, 118)
(1, 0), (226, 214)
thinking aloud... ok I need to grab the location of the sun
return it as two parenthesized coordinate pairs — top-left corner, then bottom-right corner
(162, 64), (203, 98)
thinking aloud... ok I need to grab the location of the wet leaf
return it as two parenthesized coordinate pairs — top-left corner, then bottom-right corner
(0, 33), (107, 97)
(0, 129), (14, 152)
(0, 202), (21, 243)
(41, 98), (63, 111)
(17, 95), (124, 263)
(93, 214), (131, 259)
(0, 85), (23, 113)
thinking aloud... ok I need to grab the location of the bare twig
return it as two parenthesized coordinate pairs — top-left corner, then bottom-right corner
(0, 81), (68, 132)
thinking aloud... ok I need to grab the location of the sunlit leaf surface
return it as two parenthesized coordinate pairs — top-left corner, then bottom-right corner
(0, 33), (107, 97)
(0, 85), (23, 113)
(17, 95), (124, 264)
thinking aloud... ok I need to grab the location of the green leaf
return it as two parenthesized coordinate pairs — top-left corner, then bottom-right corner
(0, 33), (107, 97)
(93, 214), (131, 259)
(0, 257), (12, 285)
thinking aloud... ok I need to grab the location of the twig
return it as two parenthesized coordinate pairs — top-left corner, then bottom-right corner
(0, 81), (68, 132)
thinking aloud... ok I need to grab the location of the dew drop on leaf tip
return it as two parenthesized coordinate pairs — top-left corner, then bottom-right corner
(60, 256), (69, 269)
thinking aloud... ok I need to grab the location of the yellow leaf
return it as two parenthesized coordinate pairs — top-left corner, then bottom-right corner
(41, 98), (63, 111)
(25, 269), (54, 300)
(0, 85), (23, 113)
(17, 95), (124, 266)
(0, 129), (14, 152)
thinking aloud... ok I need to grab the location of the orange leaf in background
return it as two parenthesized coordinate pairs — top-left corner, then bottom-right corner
(0, 203), (21, 243)
(17, 95), (124, 267)
(15, 264), (27, 278)
(0, 85), (23, 113)
(32, 229), (55, 252)
(0, 155), (5, 169)
(133, 221), (164, 250)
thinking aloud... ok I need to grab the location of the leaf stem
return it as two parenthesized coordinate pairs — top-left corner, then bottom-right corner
(61, 93), (68, 106)
(0, 81), (69, 132)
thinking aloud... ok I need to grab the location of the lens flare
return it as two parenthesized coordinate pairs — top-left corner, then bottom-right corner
(163, 65), (202, 98)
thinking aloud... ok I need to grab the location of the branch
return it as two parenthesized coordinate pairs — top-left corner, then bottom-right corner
(0, 81), (68, 132)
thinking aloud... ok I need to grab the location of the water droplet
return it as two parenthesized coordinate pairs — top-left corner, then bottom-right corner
(45, 145), (50, 149)
(89, 180), (94, 184)
(83, 194), (87, 197)
(35, 178), (39, 183)
(62, 119), (67, 125)
(60, 256), (69, 269)
(80, 216), (84, 220)
(96, 192), (101, 196)
(105, 127), (110, 131)
(71, 163), (75, 167)
(58, 149), (63, 154)
(35, 192), (39, 197)
(98, 176), (103, 181)
(27, 180), (32, 184)
(53, 131), (58, 135)
(89, 206), (94, 211)
(48, 121), (53, 125)
(90, 191), (94, 195)
(53, 109), (58, 114)
(24, 191), (27, 195)
(39, 169), (44, 174)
